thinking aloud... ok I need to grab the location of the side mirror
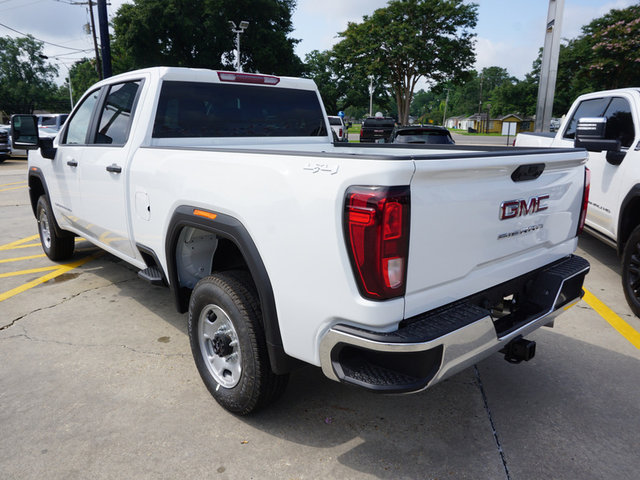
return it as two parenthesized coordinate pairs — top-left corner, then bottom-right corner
(11, 114), (57, 159)
(574, 117), (620, 152)
(11, 114), (39, 149)
(575, 117), (626, 165)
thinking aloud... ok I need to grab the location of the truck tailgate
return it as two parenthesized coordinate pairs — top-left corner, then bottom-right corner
(404, 149), (587, 318)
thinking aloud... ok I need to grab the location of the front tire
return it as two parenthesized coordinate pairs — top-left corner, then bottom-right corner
(622, 224), (640, 317)
(36, 195), (75, 261)
(188, 271), (288, 415)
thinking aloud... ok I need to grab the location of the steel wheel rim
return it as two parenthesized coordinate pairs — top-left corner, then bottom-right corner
(39, 207), (52, 250)
(198, 304), (242, 388)
(628, 241), (640, 301)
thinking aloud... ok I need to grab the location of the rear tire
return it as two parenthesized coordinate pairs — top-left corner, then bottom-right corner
(622, 224), (640, 317)
(188, 270), (288, 415)
(36, 195), (75, 261)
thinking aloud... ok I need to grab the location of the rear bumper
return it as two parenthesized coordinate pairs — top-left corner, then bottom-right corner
(319, 255), (589, 393)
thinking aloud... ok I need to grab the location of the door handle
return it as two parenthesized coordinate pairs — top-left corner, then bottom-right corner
(106, 164), (122, 174)
(66, 160), (78, 167)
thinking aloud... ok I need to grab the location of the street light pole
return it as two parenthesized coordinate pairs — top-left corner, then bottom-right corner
(442, 88), (449, 126)
(39, 55), (73, 110)
(368, 77), (374, 117)
(228, 20), (249, 72)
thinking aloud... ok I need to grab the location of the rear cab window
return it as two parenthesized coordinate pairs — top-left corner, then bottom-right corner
(152, 81), (327, 138)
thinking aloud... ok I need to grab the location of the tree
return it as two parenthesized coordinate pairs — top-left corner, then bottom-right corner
(69, 58), (100, 100)
(535, 4), (640, 116)
(112, 0), (304, 76)
(0, 36), (60, 114)
(582, 4), (640, 90)
(332, 0), (477, 124)
(303, 50), (340, 114)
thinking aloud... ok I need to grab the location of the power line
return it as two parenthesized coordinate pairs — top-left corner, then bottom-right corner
(0, 21), (88, 51)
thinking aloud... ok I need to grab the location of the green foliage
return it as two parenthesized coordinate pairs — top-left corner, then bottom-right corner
(0, 36), (62, 114)
(303, 50), (340, 114)
(330, 0), (477, 124)
(111, 0), (303, 75)
(69, 59), (100, 101)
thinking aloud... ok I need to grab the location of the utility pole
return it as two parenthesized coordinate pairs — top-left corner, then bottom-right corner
(535, 0), (565, 132)
(87, 0), (102, 79)
(97, 0), (112, 78)
(69, 0), (102, 79)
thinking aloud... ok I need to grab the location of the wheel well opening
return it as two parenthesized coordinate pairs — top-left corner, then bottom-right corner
(619, 198), (640, 254)
(175, 226), (251, 293)
(28, 176), (45, 217)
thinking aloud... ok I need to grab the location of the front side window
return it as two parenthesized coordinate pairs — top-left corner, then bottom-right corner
(152, 81), (327, 138)
(563, 97), (610, 140)
(95, 81), (141, 145)
(63, 90), (100, 145)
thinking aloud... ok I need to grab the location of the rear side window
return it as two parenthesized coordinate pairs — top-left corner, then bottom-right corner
(95, 81), (141, 145)
(153, 81), (327, 138)
(328, 117), (343, 126)
(602, 97), (635, 148)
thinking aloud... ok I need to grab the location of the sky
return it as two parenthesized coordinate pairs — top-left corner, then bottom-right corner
(0, 0), (636, 84)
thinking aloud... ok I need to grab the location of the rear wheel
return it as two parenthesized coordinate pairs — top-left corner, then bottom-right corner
(36, 195), (75, 261)
(188, 270), (288, 415)
(622, 224), (640, 317)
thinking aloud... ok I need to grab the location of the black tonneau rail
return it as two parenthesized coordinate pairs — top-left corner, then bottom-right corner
(142, 143), (586, 162)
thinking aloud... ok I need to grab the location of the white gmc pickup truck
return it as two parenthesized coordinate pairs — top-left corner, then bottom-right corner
(13, 67), (590, 414)
(515, 88), (640, 316)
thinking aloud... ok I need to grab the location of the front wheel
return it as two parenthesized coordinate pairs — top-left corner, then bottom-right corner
(622, 224), (640, 317)
(188, 271), (288, 415)
(36, 195), (75, 261)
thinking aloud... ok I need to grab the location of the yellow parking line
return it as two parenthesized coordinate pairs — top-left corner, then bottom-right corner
(583, 289), (640, 350)
(0, 266), (59, 278)
(0, 181), (27, 187)
(0, 254), (47, 264)
(0, 235), (40, 251)
(0, 254), (99, 302)
(0, 185), (28, 192)
(3, 243), (41, 250)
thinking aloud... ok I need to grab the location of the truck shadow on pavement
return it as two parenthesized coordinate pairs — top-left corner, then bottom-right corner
(35, 248), (638, 479)
(578, 231), (621, 276)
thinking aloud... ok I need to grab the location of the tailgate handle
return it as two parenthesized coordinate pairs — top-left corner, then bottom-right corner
(511, 163), (545, 182)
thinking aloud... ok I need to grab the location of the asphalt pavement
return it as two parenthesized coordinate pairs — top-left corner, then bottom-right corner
(1, 157), (639, 480)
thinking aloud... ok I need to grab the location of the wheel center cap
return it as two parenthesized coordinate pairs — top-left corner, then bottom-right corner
(211, 333), (233, 357)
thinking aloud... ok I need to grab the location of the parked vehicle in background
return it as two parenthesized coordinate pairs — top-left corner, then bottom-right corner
(0, 126), (10, 162)
(391, 125), (455, 145)
(38, 114), (69, 135)
(13, 66), (590, 415)
(360, 116), (395, 143)
(515, 88), (640, 316)
(328, 115), (348, 142)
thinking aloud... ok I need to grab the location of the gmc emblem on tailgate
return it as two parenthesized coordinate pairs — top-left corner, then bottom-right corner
(500, 195), (549, 220)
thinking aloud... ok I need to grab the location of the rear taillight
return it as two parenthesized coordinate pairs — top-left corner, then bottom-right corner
(344, 186), (410, 300)
(339, 128), (343, 138)
(577, 167), (590, 236)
